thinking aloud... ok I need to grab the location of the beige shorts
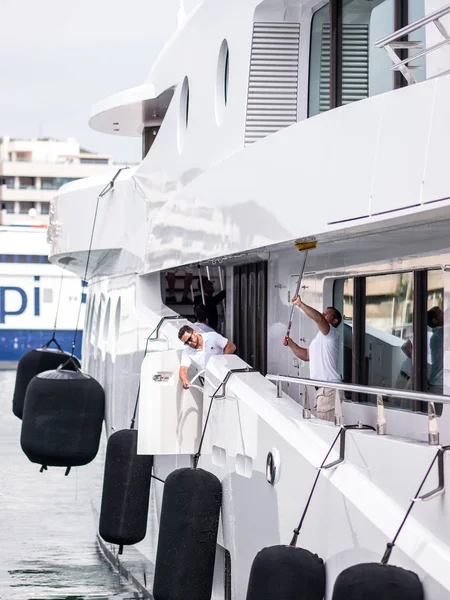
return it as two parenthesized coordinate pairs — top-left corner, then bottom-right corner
(313, 386), (344, 422)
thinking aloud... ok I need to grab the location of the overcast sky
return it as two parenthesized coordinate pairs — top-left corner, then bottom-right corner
(0, 1), (199, 163)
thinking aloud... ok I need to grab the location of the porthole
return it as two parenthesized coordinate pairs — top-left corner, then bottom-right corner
(112, 297), (121, 363)
(88, 296), (96, 343)
(103, 298), (111, 346)
(215, 40), (230, 125)
(178, 76), (190, 153)
(94, 298), (103, 358)
(114, 297), (121, 344)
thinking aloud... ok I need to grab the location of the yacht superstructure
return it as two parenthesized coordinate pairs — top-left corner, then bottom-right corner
(48, 2), (450, 598)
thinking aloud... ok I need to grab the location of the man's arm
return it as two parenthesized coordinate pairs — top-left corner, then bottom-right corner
(292, 295), (330, 335)
(212, 290), (226, 306)
(224, 340), (236, 355)
(179, 366), (190, 389)
(283, 336), (309, 362)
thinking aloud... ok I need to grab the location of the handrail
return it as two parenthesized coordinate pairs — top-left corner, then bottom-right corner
(266, 373), (446, 445)
(375, 4), (450, 48)
(265, 373), (449, 405)
(375, 3), (450, 85)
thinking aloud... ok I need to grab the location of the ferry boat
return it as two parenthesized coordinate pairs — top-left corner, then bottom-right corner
(0, 224), (83, 362)
(47, 1), (450, 598)
(0, 137), (130, 364)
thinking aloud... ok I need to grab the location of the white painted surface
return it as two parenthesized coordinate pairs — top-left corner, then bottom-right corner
(138, 350), (203, 455)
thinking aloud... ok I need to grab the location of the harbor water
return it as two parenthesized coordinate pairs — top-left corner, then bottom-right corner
(0, 369), (139, 600)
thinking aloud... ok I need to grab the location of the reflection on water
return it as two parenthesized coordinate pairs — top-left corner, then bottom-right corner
(0, 370), (139, 600)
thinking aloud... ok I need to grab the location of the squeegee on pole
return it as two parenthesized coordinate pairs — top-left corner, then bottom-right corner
(285, 240), (317, 339)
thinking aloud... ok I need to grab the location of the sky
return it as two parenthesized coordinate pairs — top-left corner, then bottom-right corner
(0, 1), (199, 163)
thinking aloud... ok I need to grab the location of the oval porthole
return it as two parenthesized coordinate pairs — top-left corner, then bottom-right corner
(114, 297), (121, 344)
(215, 40), (230, 125)
(103, 298), (111, 346)
(178, 76), (190, 153)
(111, 297), (121, 363)
(94, 298), (103, 359)
(88, 296), (96, 344)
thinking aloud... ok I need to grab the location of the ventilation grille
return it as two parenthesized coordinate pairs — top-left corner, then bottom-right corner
(319, 23), (369, 113)
(245, 22), (300, 145)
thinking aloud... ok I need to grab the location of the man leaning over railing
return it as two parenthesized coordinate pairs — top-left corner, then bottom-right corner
(283, 296), (343, 421)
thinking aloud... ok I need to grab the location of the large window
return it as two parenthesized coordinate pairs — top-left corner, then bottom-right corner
(19, 201), (35, 214)
(55, 177), (78, 187)
(80, 158), (109, 165)
(339, 268), (444, 410)
(19, 177), (35, 190)
(309, 4), (330, 117)
(41, 178), (57, 190)
(309, 1), (425, 116)
(2, 202), (14, 213)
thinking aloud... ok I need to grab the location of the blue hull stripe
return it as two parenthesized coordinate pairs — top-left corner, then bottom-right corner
(0, 330), (82, 361)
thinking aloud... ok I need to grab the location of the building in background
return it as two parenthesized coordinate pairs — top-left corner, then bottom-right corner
(0, 137), (116, 225)
(0, 137), (128, 365)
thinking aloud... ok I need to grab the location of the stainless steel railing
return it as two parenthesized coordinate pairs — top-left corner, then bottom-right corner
(375, 3), (450, 85)
(265, 373), (447, 445)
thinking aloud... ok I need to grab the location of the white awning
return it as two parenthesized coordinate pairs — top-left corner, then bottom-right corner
(89, 83), (175, 137)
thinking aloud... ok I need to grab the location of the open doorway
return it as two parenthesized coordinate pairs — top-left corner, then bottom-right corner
(233, 261), (267, 374)
(162, 266), (227, 334)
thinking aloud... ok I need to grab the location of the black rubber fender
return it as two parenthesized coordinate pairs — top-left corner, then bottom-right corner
(13, 348), (79, 419)
(246, 545), (326, 600)
(332, 563), (424, 600)
(20, 368), (104, 469)
(99, 428), (153, 547)
(153, 467), (222, 600)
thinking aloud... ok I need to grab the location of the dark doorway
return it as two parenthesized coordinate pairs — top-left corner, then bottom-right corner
(233, 261), (267, 374)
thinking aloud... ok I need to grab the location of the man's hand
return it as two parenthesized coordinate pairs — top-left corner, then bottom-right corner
(292, 295), (302, 307)
(282, 335), (309, 362)
(181, 379), (191, 390)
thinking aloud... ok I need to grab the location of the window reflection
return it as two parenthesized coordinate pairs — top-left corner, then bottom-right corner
(342, 278), (354, 388)
(427, 270), (444, 395)
(340, 269), (444, 410)
(365, 272), (413, 392)
(308, 0), (395, 116)
(343, 0), (393, 102)
(309, 4), (330, 117)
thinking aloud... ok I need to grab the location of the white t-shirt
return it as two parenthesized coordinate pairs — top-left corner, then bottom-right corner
(181, 331), (228, 370)
(193, 322), (215, 333)
(308, 325), (340, 383)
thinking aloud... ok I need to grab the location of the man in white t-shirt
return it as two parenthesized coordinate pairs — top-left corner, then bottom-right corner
(178, 325), (236, 389)
(282, 295), (342, 421)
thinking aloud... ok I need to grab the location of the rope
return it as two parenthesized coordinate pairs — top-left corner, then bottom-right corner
(129, 327), (158, 429)
(381, 447), (441, 565)
(53, 266), (66, 332)
(40, 266), (67, 352)
(193, 367), (257, 469)
(70, 168), (128, 359)
(151, 474), (165, 484)
(193, 380), (225, 469)
(290, 427), (342, 547)
(71, 203), (99, 357)
(129, 315), (181, 429)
